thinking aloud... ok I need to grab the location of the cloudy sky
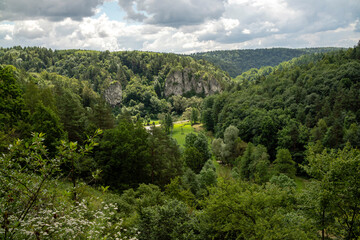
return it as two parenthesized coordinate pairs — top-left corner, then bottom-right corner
(0, 0), (359, 53)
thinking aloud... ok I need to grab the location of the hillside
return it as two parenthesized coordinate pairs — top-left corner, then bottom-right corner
(191, 47), (342, 77)
(0, 47), (231, 118)
(202, 45), (360, 163)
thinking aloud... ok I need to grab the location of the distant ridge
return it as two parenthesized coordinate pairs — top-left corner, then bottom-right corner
(190, 47), (343, 78)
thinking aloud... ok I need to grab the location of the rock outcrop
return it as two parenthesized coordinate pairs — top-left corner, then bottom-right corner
(164, 68), (222, 97)
(104, 81), (122, 106)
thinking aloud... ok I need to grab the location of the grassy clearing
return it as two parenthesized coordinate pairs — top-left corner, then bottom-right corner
(171, 121), (194, 147)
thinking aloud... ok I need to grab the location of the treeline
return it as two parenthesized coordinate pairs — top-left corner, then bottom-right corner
(0, 47), (230, 118)
(191, 47), (342, 77)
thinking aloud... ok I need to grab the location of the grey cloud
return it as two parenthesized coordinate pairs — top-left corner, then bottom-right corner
(118, 0), (226, 27)
(54, 24), (78, 36)
(201, 0), (360, 45)
(285, 0), (360, 32)
(13, 21), (53, 39)
(0, 0), (104, 21)
(117, 35), (144, 50)
(355, 20), (360, 32)
(118, 0), (146, 22)
(14, 28), (45, 39)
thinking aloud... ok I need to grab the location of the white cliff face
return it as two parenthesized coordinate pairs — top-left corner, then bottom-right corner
(104, 81), (122, 106)
(164, 68), (222, 97)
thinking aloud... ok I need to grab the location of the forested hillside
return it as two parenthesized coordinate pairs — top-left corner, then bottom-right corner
(202, 45), (360, 165)
(0, 47), (230, 118)
(191, 47), (342, 77)
(1, 43), (360, 239)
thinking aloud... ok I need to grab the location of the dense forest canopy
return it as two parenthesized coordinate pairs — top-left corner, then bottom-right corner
(0, 46), (230, 118)
(1, 42), (360, 239)
(191, 47), (343, 78)
(202, 46), (360, 164)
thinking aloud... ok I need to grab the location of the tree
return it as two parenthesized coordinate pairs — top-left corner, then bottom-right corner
(88, 99), (115, 131)
(183, 146), (205, 175)
(183, 133), (211, 173)
(201, 95), (215, 131)
(269, 174), (297, 191)
(323, 119), (344, 149)
(273, 149), (296, 178)
(311, 119), (328, 142)
(200, 179), (314, 239)
(30, 102), (64, 155)
(222, 125), (240, 164)
(303, 144), (360, 239)
(198, 159), (217, 191)
(171, 95), (187, 115)
(0, 133), (59, 239)
(138, 199), (193, 240)
(190, 107), (200, 125)
(212, 138), (224, 161)
(239, 142), (255, 180)
(277, 120), (309, 165)
(95, 119), (151, 190)
(181, 168), (200, 195)
(0, 131), (100, 238)
(161, 113), (173, 135)
(147, 127), (182, 187)
(0, 65), (26, 130)
(55, 87), (86, 142)
(58, 129), (102, 200)
(344, 123), (360, 147)
(239, 143), (271, 183)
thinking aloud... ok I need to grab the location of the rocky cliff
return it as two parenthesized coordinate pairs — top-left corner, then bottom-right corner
(164, 68), (223, 97)
(104, 81), (122, 107)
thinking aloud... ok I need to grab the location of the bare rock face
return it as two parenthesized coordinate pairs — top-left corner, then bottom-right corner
(164, 68), (222, 97)
(104, 81), (122, 106)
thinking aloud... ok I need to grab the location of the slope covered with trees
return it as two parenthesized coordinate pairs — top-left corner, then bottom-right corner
(191, 47), (342, 77)
(0, 47), (230, 119)
(202, 44), (360, 166)
(1, 43), (360, 239)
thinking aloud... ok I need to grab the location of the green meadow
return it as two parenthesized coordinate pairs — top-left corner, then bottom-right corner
(171, 121), (195, 147)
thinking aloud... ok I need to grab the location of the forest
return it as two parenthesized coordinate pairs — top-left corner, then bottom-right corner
(190, 47), (342, 78)
(0, 42), (360, 239)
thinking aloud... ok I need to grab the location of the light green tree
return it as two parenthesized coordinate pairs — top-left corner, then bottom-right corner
(303, 144), (360, 239)
(273, 148), (296, 178)
(161, 113), (173, 135)
(0, 130), (101, 238)
(190, 107), (200, 125)
(201, 179), (315, 239)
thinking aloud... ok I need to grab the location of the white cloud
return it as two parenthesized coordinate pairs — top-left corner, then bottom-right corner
(355, 19), (360, 32)
(4, 34), (12, 40)
(13, 20), (50, 39)
(222, 18), (240, 31)
(242, 29), (251, 34)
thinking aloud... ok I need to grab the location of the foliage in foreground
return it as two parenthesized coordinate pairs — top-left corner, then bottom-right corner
(1, 131), (360, 239)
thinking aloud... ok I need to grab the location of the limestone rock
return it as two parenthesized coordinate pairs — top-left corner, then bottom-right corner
(164, 68), (222, 97)
(104, 81), (122, 106)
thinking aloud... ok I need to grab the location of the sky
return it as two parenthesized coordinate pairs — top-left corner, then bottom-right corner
(0, 0), (359, 53)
